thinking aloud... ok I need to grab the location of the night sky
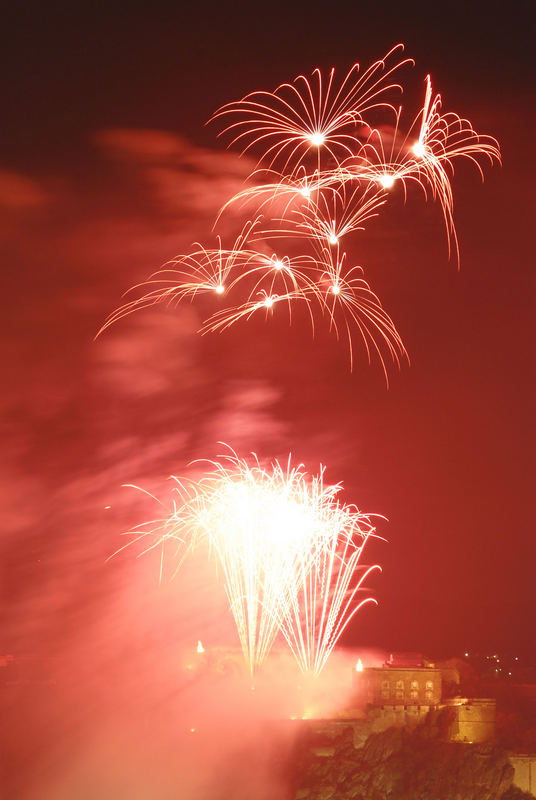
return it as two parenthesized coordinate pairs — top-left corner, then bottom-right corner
(2, 0), (534, 682)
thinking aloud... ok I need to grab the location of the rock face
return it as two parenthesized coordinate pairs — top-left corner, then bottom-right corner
(293, 710), (524, 800)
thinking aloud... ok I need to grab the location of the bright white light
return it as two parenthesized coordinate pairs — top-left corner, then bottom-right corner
(331, 284), (340, 295)
(355, 658), (364, 672)
(215, 284), (225, 294)
(196, 640), (205, 653)
(309, 131), (325, 147)
(264, 296), (274, 308)
(413, 141), (426, 158)
(299, 186), (311, 198)
(273, 259), (284, 270)
(379, 173), (395, 189)
(328, 233), (338, 245)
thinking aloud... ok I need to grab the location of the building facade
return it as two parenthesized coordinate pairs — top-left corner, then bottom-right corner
(359, 666), (442, 707)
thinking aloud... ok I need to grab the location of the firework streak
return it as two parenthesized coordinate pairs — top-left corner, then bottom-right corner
(118, 451), (382, 675)
(100, 45), (500, 378)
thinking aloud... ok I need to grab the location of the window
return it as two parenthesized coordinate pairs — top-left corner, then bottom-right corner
(426, 680), (433, 690)
(396, 680), (404, 690)
(410, 690), (418, 700)
(411, 680), (419, 690)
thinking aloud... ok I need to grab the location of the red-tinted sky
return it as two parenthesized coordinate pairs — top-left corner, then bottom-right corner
(2, 0), (534, 677)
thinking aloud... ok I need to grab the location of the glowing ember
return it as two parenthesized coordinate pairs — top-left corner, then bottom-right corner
(412, 141), (426, 158)
(355, 658), (364, 672)
(309, 131), (325, 147)
(196, 640), (205, 653)
(378, 174), (395, 189)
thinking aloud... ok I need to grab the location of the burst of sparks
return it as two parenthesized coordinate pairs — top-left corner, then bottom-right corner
(118, 450), (382, 676)
(100, 46), (500, 378)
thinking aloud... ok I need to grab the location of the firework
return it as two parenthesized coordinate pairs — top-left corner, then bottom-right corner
(121, 450), (381, 675)
(210, 44), (412, 173)
(100, 47), (500, 376)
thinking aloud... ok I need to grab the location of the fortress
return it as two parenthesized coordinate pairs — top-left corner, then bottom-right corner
(181, 644), (535, 795)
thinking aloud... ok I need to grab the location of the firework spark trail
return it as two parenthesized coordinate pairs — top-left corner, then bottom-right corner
(210, 44), (412, 173)
(118, 451), (381, 675)
(100, 46), (500, 375)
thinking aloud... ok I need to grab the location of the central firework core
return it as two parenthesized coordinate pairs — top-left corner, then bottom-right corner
(124, 451), (381, 675)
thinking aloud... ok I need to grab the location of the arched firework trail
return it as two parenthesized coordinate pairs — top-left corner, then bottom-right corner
(99, 45), (500, 378)
(117, 450), (382, 675)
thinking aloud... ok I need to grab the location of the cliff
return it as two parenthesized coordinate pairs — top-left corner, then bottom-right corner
(293, 711), (532, 800)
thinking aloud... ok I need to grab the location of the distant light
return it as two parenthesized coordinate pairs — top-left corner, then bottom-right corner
(328, 233), (338, 245)
(196, 640), (205, 654)
(331, 284), (340, 295)
(508, 672), (512, 676)
(379, 173), (395, 189)
(355, 658), (364, 672)
(309, 131), (325, 147)
(104, 505), (111, 510)
(215, 284), (225, 295)
(413, 141), (426, 158)
(515, 657), (519, 661)
(189, 727), (196, 733)
(264, 296), (274, 308)
(464, 652), (469, 658)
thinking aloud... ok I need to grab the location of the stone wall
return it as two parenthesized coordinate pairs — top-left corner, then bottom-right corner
(445, 698), (497, 743)
(509, 753), (536, 796)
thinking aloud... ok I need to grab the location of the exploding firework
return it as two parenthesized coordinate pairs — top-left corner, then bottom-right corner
(119, 450), (381, 675)
(100, 46), (500, 377)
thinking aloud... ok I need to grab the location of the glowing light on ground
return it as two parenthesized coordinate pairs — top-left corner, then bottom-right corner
(197, 640), (205, 653)
(355, 658), (364, 672)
